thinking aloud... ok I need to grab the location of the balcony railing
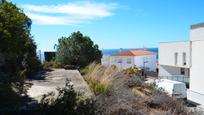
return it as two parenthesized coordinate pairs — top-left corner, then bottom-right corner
(159, 75), (189, 83)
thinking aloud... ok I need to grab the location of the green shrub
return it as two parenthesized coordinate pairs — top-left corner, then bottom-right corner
(40, 79), (96, 115)
(43, 60), (63, 69)
(88, 79), (108, 95)
(80, 67), (89, 75)
(51, 60), (63, 68)
(122, 66), (142, 77)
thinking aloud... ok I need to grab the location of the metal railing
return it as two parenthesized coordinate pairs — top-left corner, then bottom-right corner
(159, 75), (189, 83)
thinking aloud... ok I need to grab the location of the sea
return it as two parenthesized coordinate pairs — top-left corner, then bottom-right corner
(37, 48), (158, 63)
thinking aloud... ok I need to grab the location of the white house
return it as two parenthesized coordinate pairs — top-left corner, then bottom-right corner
(102, 50), (157, 71)
(159, 22), (204, 106)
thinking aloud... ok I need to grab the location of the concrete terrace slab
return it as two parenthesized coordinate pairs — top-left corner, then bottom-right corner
(27, 69), (93, 102)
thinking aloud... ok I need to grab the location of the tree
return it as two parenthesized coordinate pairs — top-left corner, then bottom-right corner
(0, 1), (41, 112)
(56, 31), (102, 68)
(0, 0), (41, 83)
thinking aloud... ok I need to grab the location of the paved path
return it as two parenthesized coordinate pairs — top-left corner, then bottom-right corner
(27, 69), (93, 102)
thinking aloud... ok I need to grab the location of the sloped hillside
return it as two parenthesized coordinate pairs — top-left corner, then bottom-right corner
(82, 63), (191, 115)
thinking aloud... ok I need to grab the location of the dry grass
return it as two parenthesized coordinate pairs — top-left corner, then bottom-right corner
(144, 92), (190, 115)
(122, 66), (142, 77)
(82, 63), (118, 95)
(81, 63), (192, 115)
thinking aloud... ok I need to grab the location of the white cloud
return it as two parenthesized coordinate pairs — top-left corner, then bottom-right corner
(26, 13), (83, 25)
(22, 2), (118, 25)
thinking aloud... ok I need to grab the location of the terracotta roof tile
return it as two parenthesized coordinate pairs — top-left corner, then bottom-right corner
(111, 50), (156, 56)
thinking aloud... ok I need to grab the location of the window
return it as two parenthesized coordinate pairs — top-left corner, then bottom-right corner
(181, 68), (185, 75)
(183, 52), (186, 66)
(127, 58), (131, 64)
(118, 58), (122, 63)
(174, 52), (178, 65)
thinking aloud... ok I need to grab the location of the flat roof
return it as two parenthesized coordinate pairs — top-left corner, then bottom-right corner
(159, 40), (189, 44)
(191, 22), (204, 29)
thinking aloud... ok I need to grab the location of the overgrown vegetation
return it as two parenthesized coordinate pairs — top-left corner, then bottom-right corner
(82, 64), (193, 115)
(0, 0), (41, 112)
(122, 66), (143, 77)
(82, 63), (118, 95)
(39, 79), (96, 115)
(0, 1), (200, 114)
(56, 31), (102, 68)
(43, 60), (63, 69)
(0, 0), (41, 82)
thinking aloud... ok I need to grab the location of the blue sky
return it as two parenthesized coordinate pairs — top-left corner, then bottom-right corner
(10, 0), (204, 51)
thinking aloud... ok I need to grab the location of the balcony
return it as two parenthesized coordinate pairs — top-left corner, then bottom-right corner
(159, 75), (189, 83)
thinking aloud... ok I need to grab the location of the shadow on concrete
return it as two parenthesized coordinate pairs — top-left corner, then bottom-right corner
(28, 69), (53, 81)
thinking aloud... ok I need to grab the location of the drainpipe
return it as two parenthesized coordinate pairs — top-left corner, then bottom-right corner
(189, 41), (192, 68)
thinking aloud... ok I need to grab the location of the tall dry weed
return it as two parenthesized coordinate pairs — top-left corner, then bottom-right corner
(83, 63), (118, 95)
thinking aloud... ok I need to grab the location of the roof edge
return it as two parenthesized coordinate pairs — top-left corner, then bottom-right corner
(191, 22), (204, 30)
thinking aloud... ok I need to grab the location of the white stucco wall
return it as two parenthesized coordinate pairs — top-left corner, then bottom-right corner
(134, 55), (157, 71)
(109, 56), (135, 69)
(101, 54), (156, 71)
(158, 23), (204, 105)
(190, 40), (204, 95)
(101, 55), (111, 65)
(190, 26), (204, 41)
(159, 41), (191, 68)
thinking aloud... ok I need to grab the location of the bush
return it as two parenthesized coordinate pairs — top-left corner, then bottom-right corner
(122, 66), (142, 77)
(145, 92), (189, 115)
(43, 60), (63, 69)
(88, 79), (108, 95)
(28, 57), (42, 73)
(80, 67), (89, 75)
(40, 79), (96, 115)
(82, 63), (118, 95)
(126, 76), (144, 88)
(51, 60), (63, 68)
